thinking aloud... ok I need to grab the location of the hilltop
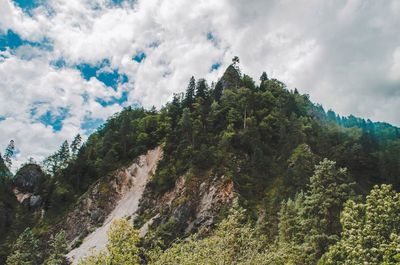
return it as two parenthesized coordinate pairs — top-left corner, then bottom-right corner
(1, 62), (400, 264)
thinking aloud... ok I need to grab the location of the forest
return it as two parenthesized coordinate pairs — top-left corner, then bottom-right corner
(1, 63), (399, 264)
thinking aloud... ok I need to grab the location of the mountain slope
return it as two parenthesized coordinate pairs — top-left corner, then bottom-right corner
(2, 63), (400, 264)
(58, 147), (161, 263)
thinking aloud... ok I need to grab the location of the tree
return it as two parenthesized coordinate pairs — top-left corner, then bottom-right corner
(79, 219), (140, 265)
(183, 76), (196, 109)
(44, 230), (69, 265)
(58, 140), (70, 168)
(43, 140), (71, 176)
(260, 72), (268, 82)
(0, 152), (11, 178)
(70, 134), (82, 160)
(278, 192), (305, 245)
(179, 108), (193, 145)
(3, 140), (15, 169)
(6, 228), (39, 265)
(321, 185), (400, 265)
(213, 80), (223, 102)
(302, 159), (355, 263)
(43, 153), (60, 176)
(287, 143), (316, 190)
(195, 79), (209, 101)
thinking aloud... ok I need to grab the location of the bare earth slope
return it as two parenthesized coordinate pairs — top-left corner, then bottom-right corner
(67, 147), (162, 264)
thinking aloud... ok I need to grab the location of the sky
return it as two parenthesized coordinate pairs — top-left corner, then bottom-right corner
(1, 0), (400, 170)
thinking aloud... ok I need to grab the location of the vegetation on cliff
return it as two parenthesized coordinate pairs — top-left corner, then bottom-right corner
(2, 60), (400, 264)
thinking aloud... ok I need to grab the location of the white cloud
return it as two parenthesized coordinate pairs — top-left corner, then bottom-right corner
(1, 0), (400, 169)
(390, 47), (400, 81)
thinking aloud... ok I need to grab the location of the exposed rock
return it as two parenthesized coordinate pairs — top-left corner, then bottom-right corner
(13, 188), (43, 210)
(63, 147), (163, 264)
(137, 173), (235, 242)
(13, 188), (32, 203)
(13, 164), (46, 193)
(139, 213), (159, 237)
(29, 195), (42, 209)
(221, 65), (241, 90)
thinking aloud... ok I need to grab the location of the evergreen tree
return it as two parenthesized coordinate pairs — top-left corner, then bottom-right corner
(183, 76), (196, 109)
(287, 143), (316, 190)
(6, 228), (39, 265)
(302, 159), (355, 263)
(3, 140), (15, 169)
(260, 72), (268, 82)
(0, 153), (11, 178)
(195, 79), (209, 101)
(58, 141), (70, 169)
(278, 191), (305, 245)
(179, 108), (193, 145)
(213, 80), (223, 102)
(321, 185), (400, 265)
(70, 134), (82, 160)
(43, 140), (71, 176)
(44, 230), (69, 265)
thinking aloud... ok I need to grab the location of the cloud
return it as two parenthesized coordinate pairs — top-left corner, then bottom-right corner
(390, 47), (400, 81)
(1, 0), (400, 169)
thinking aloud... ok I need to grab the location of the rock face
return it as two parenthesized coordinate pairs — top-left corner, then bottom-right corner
(13, 164), (46, 193)
(137, 174), (235, 240)
(221, 64), (241, 90)
(50, 146), (234, 263)
(64, 147), (162, 264)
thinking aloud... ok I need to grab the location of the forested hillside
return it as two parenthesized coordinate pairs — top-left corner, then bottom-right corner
(1, 62), (400, 264)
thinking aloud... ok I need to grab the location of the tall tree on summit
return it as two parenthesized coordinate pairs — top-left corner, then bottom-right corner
(183, 76), (196, 109)
(70, 134), (82, 160)
(3, 140), (15, 169)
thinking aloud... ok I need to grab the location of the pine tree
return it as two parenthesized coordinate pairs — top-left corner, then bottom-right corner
(58, 140), (70, 169)
(44, 230), (69, 265)
(321, 185), (400, 265)
(0, 152), (11, 178)
(43, 140), (71, 176)
(287, 143), (316, 190)
(213, 80), (223, 102)
(3, 140), (15, 169)
(302, 159), (355, 263)
(195, 79), (209, 101)
(183, 76), (196, 109)
(278, 191), (305, 245)
(6, 228), (39, 265)
(179, 108), (193, 145)
(70, 134), (82, 160)
(260, 72), (268, 83)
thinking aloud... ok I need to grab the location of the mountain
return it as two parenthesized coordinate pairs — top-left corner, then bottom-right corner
(1, 63), (400, 264)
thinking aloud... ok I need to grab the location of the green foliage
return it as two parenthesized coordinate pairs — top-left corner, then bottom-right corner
(147, 199), (264, 265)
(44, 230), (69, 265)
(79, 219), (140, 265)
(301, 159), (355, 263)
(321, 184), (400, 265)
(6, 228), (39, 265)
(287, 143), (316, 189)
(70, 134), (82, 160)
(267, 159), (355, 264)
(3, 64), (400, 263)
(3, 140), (15, 169)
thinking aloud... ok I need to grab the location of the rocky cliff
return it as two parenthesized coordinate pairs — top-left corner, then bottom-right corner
(49, 145), (236, 263)
(136, 173), (235, 245)
(49, 147), (163, 263)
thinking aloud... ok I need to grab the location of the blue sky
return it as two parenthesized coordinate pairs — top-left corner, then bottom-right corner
(1, 0), (400, 169)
